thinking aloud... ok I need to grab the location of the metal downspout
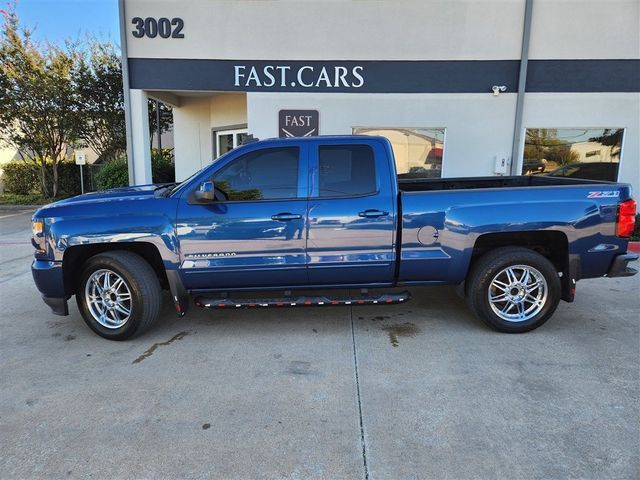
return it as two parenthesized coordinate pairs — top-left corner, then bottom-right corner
(511, 0), (534, 175)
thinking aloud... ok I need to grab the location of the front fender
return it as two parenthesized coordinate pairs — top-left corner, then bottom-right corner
(41, 199), (181, 268)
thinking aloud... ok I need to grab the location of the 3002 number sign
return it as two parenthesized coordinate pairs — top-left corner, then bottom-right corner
(131, 17), (184, 39)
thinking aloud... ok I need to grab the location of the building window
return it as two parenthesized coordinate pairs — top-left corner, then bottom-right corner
(522, 128), (623, 181)
(318, 145), (377, 197)
(214, 127), (248, 158)
(353, 127), (445, 179)
(213, 147), (299, 201)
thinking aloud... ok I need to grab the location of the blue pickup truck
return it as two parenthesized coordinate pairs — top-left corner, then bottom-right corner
(31, 136), (637, 340)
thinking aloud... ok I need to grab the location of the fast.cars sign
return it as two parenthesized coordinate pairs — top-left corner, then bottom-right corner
(234, 65), (364, 89)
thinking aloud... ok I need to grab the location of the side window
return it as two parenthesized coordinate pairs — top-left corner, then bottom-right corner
(522, 128), (622, 181)
(353, 127), (446, 179)
(213, 147), (299, 201)
(318, 145), (377, 197)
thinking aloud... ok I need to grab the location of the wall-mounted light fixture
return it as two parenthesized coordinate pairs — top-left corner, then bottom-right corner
(492, 85), (507, 96)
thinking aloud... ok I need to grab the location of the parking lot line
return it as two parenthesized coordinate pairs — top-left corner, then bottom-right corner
(0, 211), (32, 220)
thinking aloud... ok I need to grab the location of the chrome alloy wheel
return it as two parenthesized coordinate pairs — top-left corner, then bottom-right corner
(85, 269), (132, 329)
(488, 264), (548, 323)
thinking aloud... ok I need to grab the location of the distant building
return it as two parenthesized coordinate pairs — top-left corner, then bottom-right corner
(570, 141), (618, 164)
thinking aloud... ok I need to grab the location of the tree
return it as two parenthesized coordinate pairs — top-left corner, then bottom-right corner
(524, 128), (558, 160)
(545, 145), (580, 165)
(524, 128), (580, 165)
(1, 4), (175, 195)
(75, 40), (126, 162)
(0, 4), (82, 197)
(148, 99), (172, 148)
(589, 128), (624, 159)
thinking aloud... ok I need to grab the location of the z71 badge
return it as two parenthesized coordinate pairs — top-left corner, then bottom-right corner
(588, 191), (620, 198)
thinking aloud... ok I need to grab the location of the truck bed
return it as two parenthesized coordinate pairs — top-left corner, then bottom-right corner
(398, 175), (610, 192)
(397, 174), (632, 285)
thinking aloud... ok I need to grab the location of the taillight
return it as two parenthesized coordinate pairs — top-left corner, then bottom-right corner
(616, 199), (637, 238)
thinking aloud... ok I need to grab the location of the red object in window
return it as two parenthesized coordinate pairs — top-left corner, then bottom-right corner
(617, 199), (637, 238)
(427, 147), (443, 161)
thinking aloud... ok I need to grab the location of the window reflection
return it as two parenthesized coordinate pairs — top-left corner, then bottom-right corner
(213, 147), (299, 201)
(523, 128), (623, 181)
(354, 128), (445, 179)
(319, 145), (376, 197)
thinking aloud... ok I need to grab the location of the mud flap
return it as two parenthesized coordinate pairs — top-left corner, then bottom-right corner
(166, 269), (189, 316)
(43, 295), (69, 316)
(561, 254), (581, 302)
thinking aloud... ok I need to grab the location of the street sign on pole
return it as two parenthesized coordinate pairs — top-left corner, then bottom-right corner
(75, 152), (86, 194)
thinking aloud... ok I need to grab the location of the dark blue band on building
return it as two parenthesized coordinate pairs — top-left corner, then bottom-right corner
(526, 59), (640, 93)
(128, 58), (639, 93)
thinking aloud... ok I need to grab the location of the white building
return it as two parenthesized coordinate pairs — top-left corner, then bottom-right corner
(119, 0), (640, 192)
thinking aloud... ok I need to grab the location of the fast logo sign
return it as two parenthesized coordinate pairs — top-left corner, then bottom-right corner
(279, 110), (319, 138)
(234, 65), (364, 89)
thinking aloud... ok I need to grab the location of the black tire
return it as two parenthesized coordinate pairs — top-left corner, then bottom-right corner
(466, 247), (561, 333)
(76, 250), (162, 340)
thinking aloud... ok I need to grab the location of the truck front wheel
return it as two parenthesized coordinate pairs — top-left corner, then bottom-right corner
(466, 247), (561, 333)
(76, 251), (162, 340)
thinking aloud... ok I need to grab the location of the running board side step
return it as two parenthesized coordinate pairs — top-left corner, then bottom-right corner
(194, 291), (411, 309)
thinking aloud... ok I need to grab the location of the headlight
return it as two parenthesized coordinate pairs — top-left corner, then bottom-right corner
(32, 220), (43, 236)
(32, 218), (46, 254)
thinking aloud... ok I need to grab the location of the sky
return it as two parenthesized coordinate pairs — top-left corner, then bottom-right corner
(12, 0), (119, 46)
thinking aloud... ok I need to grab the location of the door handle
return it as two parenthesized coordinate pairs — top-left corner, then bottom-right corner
(271, 212), (303, 221)
(358, 209), (389, 218)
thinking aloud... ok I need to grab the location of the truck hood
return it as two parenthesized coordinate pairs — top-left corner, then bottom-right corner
(54, 184), (161, 203)
(34, 184), (168, 215)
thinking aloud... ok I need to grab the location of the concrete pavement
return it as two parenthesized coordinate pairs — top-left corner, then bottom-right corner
(1, 208), (638, 479)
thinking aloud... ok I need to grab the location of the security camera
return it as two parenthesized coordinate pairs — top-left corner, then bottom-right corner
(492, 85), (507, 96)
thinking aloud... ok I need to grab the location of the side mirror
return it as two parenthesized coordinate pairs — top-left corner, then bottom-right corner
(194, 180), (215, 202)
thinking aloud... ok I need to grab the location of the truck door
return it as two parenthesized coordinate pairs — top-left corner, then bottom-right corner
(176, 145), (309, 289)
(307, 140), (397, 285)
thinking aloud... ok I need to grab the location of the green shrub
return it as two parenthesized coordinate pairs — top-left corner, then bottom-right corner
(2, 150), (176, 195)
(57, 161), (90, 196)
(95, 157), (129, 190)
(0, 192), (68, 205)
(152, 148), (175, 184)
(1, 161), (40, 194)
(95, 150), (174, 191)
(1, 160), (88, 196)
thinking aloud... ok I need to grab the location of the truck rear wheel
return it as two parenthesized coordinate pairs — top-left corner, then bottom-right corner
(76, 251), (162, 340)
(466, 247), (561, 333)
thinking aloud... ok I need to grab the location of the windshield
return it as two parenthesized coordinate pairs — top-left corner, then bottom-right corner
(166, 156), (224, 197)
(165, 169), (205, 197)
(166, 146), (250, 197)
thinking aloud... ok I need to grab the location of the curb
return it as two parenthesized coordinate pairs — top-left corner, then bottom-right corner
(628, 242), (640, 254)
(0, 204), (44, 211)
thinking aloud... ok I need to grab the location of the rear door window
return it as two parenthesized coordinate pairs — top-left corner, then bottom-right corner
(318, 145), (377, 197)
